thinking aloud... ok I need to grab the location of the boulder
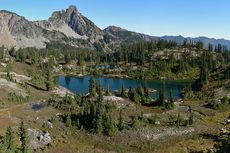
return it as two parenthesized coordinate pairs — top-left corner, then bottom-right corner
(28, 128), (52, 149)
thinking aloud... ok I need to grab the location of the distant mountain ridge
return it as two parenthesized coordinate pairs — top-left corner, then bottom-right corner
(105, 26), (230, 49)
(160, 35), (230, 48)
(0, 5), (229, 51)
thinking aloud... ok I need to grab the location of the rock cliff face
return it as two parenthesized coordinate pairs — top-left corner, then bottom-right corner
(0, 10), (48, 49)
(33, 5), (117, 51)
(49, 5), (103, 41)
(34, 5), (106, 46)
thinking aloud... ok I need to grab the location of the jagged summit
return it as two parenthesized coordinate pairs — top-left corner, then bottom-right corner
(36, 5), (104, 42)
(0, 5), (230, 51)
(68, 5), (78, 11)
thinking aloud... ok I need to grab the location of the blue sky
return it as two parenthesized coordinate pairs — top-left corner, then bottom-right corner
(0, 0), (229, 39)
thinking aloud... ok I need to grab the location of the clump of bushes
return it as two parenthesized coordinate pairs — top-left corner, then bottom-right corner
(206, 96), (230, 110)
(8, 92), (29, 103)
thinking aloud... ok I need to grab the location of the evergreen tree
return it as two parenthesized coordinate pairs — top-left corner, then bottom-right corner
(118, 110), (125, 131)
(5, 64), (13, 81)
(169, 89), (174, 108)
(133, 90), (140, 104)
(77, 55), (84, 66)
(2, 126), (15, 153)
(214, 45), (217, 52)
(131, 113), (140, 128)
(140, 50), (145, 66)
(94, 85), (104, 133)
(120, 84), (126, 97)
(175, 113), (182, 127)
(159, 81), (166, 106)
(75, 94), (82, 105)
(199, 63), (209, 86)
(188, 106), (193, 126)
(143, 85), (149, 98)
(94, 114), (103, 134)
(105, 84), (110, 96)
(104, 112), (117, 136)
(224, 69), (230, 79)
(89, 77), (96, 97)
(183, 39), (188, 47)
(196, 41), (204, 50)
(66, 113), (72, 127)
(197, 51), (212, 88)
(19, 121), (31, 153)
(97, 83), (103, 102)
(208, 43), (213, 51)
(45, 65), (53, 91)
(217, 44), (223, 52)
(0, 45), (5, 59)
(128, 87), (134, 100)
(93, 103), (104, 134)
(64, 51), (71, 64)
(214, 132), (230, 153)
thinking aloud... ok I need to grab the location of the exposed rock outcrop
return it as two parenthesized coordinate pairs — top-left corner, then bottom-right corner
(0, 10), (48, 49)
(28, 128), (52, 149)
(34, 5), (111, 51)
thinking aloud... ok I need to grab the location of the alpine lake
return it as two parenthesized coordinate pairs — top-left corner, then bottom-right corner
(57, 75), (191, 100)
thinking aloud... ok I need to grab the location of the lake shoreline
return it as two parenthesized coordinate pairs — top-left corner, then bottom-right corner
(54, 73), (195, 83)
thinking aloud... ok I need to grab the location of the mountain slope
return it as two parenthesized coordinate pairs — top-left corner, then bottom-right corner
(104, 26), (156, 43)
(0, 5), (230, 51)
(34, 5), (112, 51)
(0, 10), (71, 49)
(0, 10), (49, 49)
(105, 26), (230, 49)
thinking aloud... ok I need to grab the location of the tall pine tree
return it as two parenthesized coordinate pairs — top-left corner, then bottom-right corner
(19, 121), (31, 153)
(2, 126), (15, 153)
(118, 110), (126, 131)
(89, 77), (96, 97)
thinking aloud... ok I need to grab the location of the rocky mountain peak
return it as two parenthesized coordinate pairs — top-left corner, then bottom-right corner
(45, 5), (103, 39)
(33, 5), (109, 51)
(50, 5), (80, 23)
(0, 10), (48, 49)
(48, 5), (106, 43)
(67, 5), (78, 13)
(104, 26), (127, 32)
(0, 10), (24, 22)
